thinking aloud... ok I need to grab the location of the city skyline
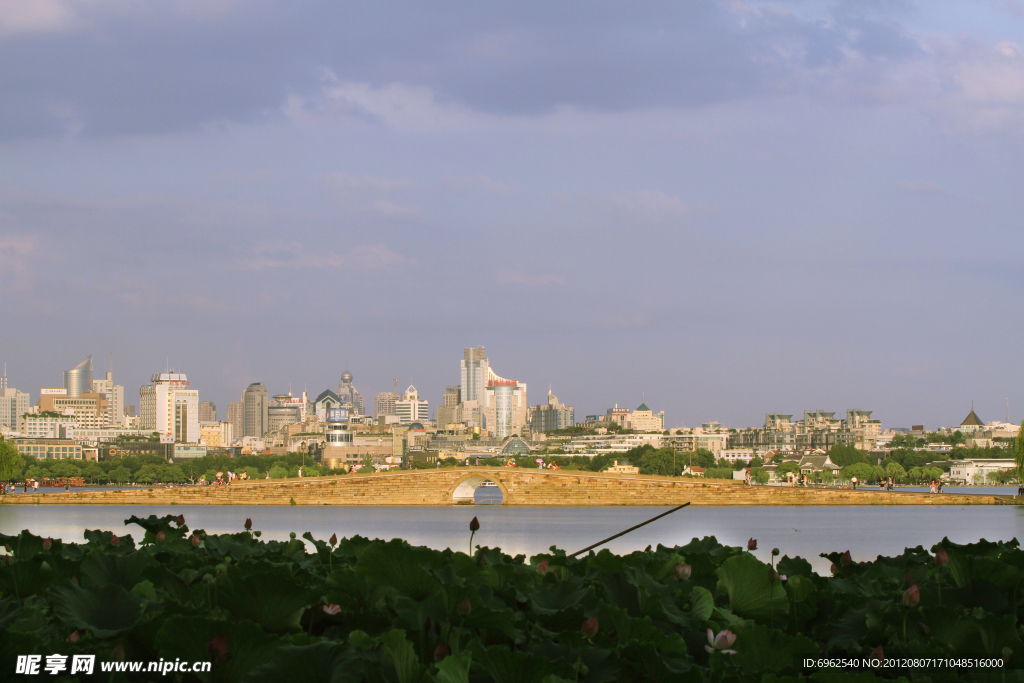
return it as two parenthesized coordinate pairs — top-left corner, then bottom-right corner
(2, 2), (1022, 429)
(0, 349), (1014, 432)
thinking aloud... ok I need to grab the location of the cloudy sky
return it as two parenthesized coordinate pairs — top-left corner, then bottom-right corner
(2, 0), (1022, 429)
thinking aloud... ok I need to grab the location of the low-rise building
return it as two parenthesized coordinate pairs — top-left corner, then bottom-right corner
(947, 458), (1015, 484)
(13, 438), (83, 460)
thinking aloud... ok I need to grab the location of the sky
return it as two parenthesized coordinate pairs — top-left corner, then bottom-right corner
(1, 0), (1023, 430)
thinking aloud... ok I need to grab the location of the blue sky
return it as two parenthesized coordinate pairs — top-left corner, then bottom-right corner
(2, 0), (1023, 429)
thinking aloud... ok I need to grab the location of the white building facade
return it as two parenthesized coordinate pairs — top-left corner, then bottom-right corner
(140, 372), (199, 443)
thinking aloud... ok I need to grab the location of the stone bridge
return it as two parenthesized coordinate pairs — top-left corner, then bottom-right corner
(0, 468), (1013, 506)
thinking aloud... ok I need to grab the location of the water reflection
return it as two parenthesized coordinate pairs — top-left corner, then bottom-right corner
(2, 504), (1021, 574)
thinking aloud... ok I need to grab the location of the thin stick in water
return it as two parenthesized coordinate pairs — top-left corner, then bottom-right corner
(568, 502), (690, 558)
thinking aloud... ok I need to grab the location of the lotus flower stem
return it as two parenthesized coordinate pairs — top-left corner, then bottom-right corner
(567, 502), (690, 557)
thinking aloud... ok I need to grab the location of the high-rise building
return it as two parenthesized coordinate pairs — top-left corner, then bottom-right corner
(91, 372), (125, 427)
(242, 383), (269, 437)
(64, 356), (93, 398)
(0, 368), (29, 434)
(198, 401), (217, 423)
(530, 389), (574, 433)
(436, 385), (461, 428)
(337, 371), (365, 415)
(139, 372), (199, 443)
(460, 347), (488, 405)
(395, 386), (429, 425)
(374, 392), (397, 418)
(483, 367), (527, 438)
(268, 394), (303, 431)
(226, 401), (243, 441)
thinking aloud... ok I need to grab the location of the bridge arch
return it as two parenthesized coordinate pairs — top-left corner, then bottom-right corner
(448, 471), (512, 505)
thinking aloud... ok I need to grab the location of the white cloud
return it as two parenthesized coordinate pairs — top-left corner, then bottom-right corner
(323, 171), (423, 220)
(0, 0), (77, 36)
(235, 242), (405, 271)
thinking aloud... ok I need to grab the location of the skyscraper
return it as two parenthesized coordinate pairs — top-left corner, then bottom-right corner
(436, 385), (461, 428)
(139, 372), (199, 442)
(460, 347), (488, 405)
(92, 371), (125, 427)
(226, 401), (243, 441)
(483, 369), (527, 438)
(0, 366), (29, 433)
(198, 401), (217, 423)
(242, 383), (269, 437)
(374, 392), (397, 418)
(64, 356), (93, 398)
(336, 371), (365, 415)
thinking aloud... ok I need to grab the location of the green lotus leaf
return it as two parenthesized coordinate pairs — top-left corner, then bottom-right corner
(49, 583), (143, 637)
(715, 552), (789, 621)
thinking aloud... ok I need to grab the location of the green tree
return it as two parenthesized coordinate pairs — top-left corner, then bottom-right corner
(885, 461), (907, 483)
(269, 465), (289, 479)
(777, 462), (800, 477)
(751, 468), (770, 484)
(110, 466), (131, 483)
(0, 439), (25, 481)
(1016, 420), (1024, 486)
(83, 462), (104, 484)
(135, 464), (160, 483)
(828, 445), (867, 467)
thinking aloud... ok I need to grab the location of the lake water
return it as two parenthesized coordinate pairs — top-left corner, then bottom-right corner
(2, 503), (1022, 574)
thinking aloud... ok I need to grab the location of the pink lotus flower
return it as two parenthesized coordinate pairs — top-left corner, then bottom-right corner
(870, 645), (884, 662)
(192, 534), (201, 547)
(323, 604), (341, 615)
(903, 584), (920, 607)
(674, 563), (692, 581)
(581, 616), (599, 639)
(110, 534), (120, 546)
(705, 629), (738, 654)
(155, 530), (166, 542)
(934, 548), (949, 568)
(536, 560), (549, 575)
(747, 538), (757, 551)
(68, 630), (80, 644)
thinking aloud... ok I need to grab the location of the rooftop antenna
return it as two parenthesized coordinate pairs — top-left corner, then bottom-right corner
(1, 362), (6, 391)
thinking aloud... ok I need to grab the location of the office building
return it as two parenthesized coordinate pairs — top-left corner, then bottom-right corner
(437, 385), (461, 428)
(139, 372), (199, 443)
(198, 401), (217, 423)
(530, 389), (575, 433)
(337, 371), (365, 415)
(374, 392), (397, 418)
(12, 438), (83, 461)
(200, 421), (233, 448)
(91, 372), (125, 427)
(483, 370), (527, 438)
(226, 401), (243, 440)
(268, 393), (303, 431)
(64, 356), (93, 397)
(242, 382), (269, 437)
(0, 379), (30, 433)
(395, 386), (429, 425)
(315, 389), (343, 419)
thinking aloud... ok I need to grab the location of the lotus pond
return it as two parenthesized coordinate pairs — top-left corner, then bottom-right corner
(2, 513), (1023, 682)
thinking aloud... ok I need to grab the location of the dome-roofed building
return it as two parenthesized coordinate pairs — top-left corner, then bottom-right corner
(500, 436), (532, 456)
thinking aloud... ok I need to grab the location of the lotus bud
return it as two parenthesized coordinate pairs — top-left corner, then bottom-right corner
(110, 534), (120, 546)
(207, 635), (230, 660)
(536, 560), (549, 575)
(934, 548), (949, 568)
(645, 545), (652, 552)
(191, 534), (201, 547)
(111, 643), (125, 662)
(458, 597), (472, 617)
(841, 550), (851, 565)
(433, 643), (448, 662)
(830, 563), (838, 576)
(323, 604), (341, 615)
(903, 584), (920, 607)
(747, 538), (757, 551)
(469, 517), (480, 532)
(329, 533), (338, 546)
(870, 645), (883, 662)
(155, 530), (166, 542)
(42, 537), (52, 551)
(581, 616), (599, 639)
(244, 518), (252, 531)
(674, 563), (692, 581)
(916, 621), (930, 636)
(69, 630), (80, 644)
(705, 629), (738, 654)
(176, 515), (185, 527)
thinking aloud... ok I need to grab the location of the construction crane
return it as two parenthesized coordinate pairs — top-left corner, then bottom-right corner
(392, 378), (407, 398)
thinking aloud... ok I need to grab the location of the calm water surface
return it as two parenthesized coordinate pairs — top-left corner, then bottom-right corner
(2, 503), (1022, 574)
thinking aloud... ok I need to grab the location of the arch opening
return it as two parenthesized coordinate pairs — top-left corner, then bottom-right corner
(450, 476), (505, 505)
